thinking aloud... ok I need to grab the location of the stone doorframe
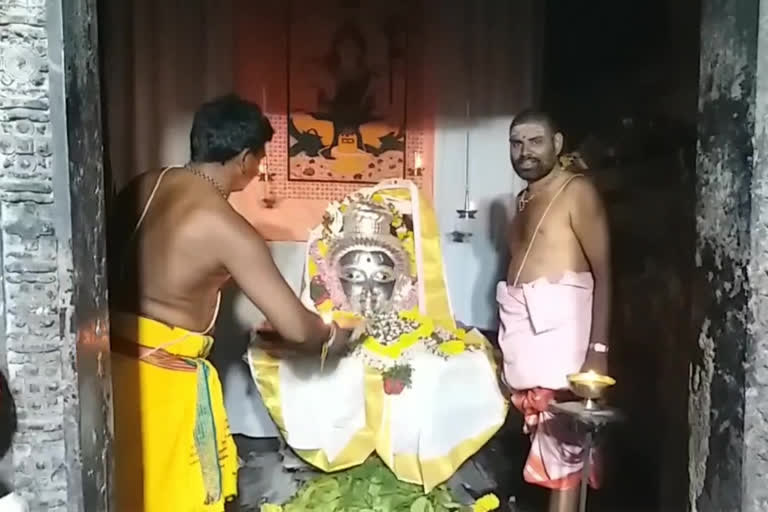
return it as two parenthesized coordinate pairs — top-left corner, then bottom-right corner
(0, 0), (112, 510)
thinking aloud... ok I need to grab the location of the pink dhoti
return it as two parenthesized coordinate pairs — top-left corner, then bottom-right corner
(496, 272), (601, 490)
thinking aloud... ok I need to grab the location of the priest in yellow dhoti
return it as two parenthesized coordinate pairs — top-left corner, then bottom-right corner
(107, 95), (354, 511)
(248, 179), (508, 492)
(110, 312), (239, 511)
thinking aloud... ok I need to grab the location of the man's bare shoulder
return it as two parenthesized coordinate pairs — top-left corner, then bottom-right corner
(561, 173), (607, 227)
(564, 173), (603, 208)
(186, 200), (263, 246)
(188, 201), (281, 280)
(113, 169), (170, 209)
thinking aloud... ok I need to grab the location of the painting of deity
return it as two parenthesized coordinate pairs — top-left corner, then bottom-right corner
(287, 0), (408, 183)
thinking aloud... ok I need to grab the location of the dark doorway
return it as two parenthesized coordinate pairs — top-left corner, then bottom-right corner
(540, 1), (701, 511)
(90, 0), (702, 510)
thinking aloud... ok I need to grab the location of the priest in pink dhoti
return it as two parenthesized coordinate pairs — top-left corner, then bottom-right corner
(498, 110), (612, 512)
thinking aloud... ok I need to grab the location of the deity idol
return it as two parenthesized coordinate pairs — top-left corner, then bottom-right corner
(248, 179), (507, 493)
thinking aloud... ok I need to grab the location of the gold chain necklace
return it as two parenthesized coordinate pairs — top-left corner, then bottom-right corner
(185, 165), (228, 198)
(518, 189), (536, 212)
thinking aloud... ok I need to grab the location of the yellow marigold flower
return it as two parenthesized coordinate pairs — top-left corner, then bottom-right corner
(472, 493), (500, 511)
(307, 258), (318, 278)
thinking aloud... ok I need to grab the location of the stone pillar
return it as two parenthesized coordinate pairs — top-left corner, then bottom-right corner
(0, 1), (112, 510)
(691, 0), (768, 511)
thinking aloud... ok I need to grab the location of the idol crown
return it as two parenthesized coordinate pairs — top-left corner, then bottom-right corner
(342, 200), (393, 238)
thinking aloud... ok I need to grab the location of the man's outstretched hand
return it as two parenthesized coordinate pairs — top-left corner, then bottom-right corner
(251, 324), (306, 358)
(252, 316), (368, 358)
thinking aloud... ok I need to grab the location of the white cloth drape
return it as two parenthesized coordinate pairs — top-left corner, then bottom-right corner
(257, 346), (506, 465)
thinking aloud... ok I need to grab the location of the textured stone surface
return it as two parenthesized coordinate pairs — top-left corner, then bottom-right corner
(0, 1), (74, 509)
(0, 0), (111, 510)
(690, 0), (768, 511)
(60, 0), (112, 507)
(743, 1), (768, 511)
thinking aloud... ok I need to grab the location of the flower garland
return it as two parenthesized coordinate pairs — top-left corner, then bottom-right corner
(350, 310), (476, 393)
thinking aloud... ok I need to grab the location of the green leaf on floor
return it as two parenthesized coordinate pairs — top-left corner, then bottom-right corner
(273, 457), (471, 511)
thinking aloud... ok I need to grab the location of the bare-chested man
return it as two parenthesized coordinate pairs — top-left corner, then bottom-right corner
(107, 95), (354, 511)
(496, 109), (611, 512)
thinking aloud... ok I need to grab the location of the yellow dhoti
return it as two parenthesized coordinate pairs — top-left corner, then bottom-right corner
(111, 313), (238, 511)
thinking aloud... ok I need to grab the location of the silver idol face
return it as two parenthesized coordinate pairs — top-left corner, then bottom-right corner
(338, 250), (397, 316)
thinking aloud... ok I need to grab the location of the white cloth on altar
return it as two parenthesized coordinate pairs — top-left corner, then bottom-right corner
(274, 354), (367, 462)
(251, 336), (506, 465)
(387, 346), (506, 460)
(422, 348), (506, 457)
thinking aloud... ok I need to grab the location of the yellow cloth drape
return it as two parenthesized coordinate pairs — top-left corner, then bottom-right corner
(250, 181), (507, 491)
(374, 185), (454, 328)
(111, 313), (238, 511)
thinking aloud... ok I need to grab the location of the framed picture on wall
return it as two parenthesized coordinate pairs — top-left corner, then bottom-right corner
(287, 0), (408, 183)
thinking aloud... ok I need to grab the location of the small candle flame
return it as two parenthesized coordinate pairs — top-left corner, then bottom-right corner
(414, 152), (423, 169)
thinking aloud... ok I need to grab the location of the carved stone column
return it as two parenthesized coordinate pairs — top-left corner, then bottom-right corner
(691, 0), (768, 511)
(0, 0), (112, 510)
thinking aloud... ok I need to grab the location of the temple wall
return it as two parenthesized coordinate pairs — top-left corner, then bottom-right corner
(429, 0), (534, 329)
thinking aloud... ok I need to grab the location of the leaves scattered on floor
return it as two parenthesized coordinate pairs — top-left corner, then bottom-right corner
(260, 456), (473, 511)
